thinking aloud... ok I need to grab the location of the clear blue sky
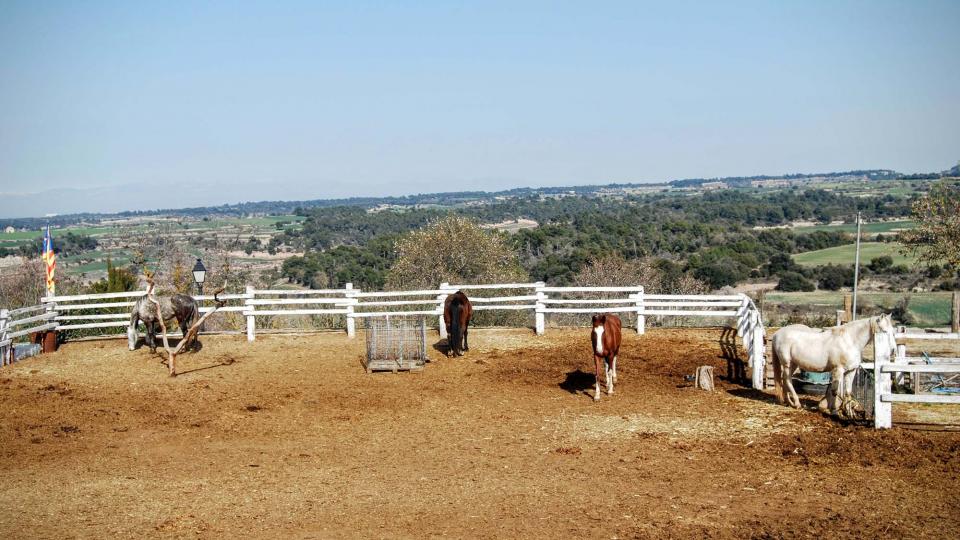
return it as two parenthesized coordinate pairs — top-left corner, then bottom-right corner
(1, 1), (958, 217)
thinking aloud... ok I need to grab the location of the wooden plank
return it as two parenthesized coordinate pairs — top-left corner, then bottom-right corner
(643, 294), (743, 301)
(643, 309), (738, 317)
(55, 301), (137, 310)
(355, 300), (439, 307)
(881, 393), (960, 404)
(247, 298), (349, 305)
(42, 290), (147, 302)
(192, 293), (251, 301)
(56, 314), (130, 320)
(57, 321), (129, 330)
(881, 364), (960, 373)
(471, 305), (536, 311)
(469, 295), (539, 303)
(642, 301), (743, 307)
(538, 286), (643, 293)
(252, 289), (355, 295)
(5, 323), (58, 340)
(540, 298), (637, 305)
(244, 309), (349, 316)
(353, 290), (444, 298)
(198, 306), (247, 313)
(448, 283), (540, 290)
(8, 312), (58, 328)
(896, 332), (960, 341)
(8, 304), (47, 317)
(350, 310), (441, 318)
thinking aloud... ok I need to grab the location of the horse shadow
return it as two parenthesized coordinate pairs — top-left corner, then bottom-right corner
(559, 369), (596, 397)
(430, 339), (450, 358)
(726, 387), (824, 410)
(719, 326), (748, 385)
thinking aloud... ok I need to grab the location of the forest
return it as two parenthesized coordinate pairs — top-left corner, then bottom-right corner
(277, 188), (915, 290)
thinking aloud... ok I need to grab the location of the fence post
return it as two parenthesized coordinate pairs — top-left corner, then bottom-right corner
(751, 310), (765, 389)
(345, 283), (356, 338)
(635, 287), (645, 335)
(952, 292), (959, 334)
(534, 282), (546, 335)
(438, 283), (449, 339)
(0, 308), (8, 366)
(736, 296), (749, 338)
(873, 331), (892, 429)
(894, 343), (907, 388)
(245, 285), (256, 342)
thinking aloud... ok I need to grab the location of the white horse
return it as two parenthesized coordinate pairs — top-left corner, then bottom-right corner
(770, 314), (896, 418)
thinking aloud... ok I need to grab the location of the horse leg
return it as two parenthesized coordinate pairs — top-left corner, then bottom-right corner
(605, 357), (614, 395)
(826, 368), (845, 417)
(593, 354), (603, 401)
(146, 321), (157, 353)
(128, 312), (139, 351)
(611, 354), (618, 384)
(463, 323), (469, 352)
(782, 365), (802, 408)
(841, 368), (859, 419)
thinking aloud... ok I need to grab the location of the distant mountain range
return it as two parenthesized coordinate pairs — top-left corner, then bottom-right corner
(2, 166), (955, 229)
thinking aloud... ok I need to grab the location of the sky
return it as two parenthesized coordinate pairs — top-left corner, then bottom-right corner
(1, 1), (958, 218)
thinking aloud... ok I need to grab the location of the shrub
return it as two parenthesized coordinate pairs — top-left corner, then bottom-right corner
(777, 272), (815, 292)
(386, 216), (527, 289)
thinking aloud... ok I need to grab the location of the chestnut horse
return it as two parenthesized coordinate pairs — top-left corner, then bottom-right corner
(590, 313), (622, 401)
(443, 291), (473, 357)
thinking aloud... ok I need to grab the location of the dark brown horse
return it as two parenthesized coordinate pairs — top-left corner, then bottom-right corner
(443, 291), (473, 357)
(590, 313), (622, 401)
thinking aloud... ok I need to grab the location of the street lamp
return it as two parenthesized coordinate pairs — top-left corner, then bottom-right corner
(192, 258), (206, 295)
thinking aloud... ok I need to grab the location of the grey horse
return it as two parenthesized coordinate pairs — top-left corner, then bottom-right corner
(128, 294), (200, 353)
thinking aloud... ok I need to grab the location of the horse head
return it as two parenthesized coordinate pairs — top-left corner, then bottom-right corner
(591, 314), (606, 328)
(871, 313), (897, 354)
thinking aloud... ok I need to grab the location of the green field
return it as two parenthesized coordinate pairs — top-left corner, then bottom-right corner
(765, 291), (952, 327)
(795, 220), (915, 235)
(792, 242), (917, 267)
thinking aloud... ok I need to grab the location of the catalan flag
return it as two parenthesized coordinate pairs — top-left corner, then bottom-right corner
(41, 226), (56, 296)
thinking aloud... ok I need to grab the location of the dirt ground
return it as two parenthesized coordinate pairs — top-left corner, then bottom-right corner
(1, 328), (958, 539)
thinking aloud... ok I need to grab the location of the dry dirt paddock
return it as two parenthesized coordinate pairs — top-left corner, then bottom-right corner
(0, 328), (958, 539)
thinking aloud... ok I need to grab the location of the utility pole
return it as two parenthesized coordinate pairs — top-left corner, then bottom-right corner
(852, 211), (861, 321)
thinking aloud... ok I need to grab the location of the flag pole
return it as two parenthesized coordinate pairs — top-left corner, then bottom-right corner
(851, 211), (861, 321)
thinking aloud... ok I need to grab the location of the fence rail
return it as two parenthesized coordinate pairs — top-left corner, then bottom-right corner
(8, 282), (769, 386)
(871, 333), (960, 428)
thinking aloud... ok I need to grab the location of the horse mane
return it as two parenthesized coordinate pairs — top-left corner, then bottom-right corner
(828, 316), (876, 337)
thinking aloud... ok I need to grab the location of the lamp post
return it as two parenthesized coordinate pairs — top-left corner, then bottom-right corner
(192, 258), (206, 296)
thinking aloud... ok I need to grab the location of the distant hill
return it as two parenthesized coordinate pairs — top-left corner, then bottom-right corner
(1, 164), (951, 228)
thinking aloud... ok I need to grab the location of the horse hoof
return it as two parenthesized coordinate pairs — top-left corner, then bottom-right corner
(593, 395), (601, 402)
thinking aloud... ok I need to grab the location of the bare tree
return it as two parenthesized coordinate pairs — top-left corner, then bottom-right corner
(143, 273), (225, 377)
(900, 180), (960, 267)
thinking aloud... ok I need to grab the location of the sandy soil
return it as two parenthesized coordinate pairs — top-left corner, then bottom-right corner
(0, 328), (957, 539)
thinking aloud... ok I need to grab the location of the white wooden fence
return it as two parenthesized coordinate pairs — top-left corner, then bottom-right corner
(23, 282), (767, 387)
(866, 331), (960, 429)
(0, 304), (58, 366)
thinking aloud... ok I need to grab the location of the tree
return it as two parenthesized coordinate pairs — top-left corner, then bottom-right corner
(868, 255), (893, 273)
(574, 254), (706, 294)
(386, 216), (527, 289)
(817, 264), (854, 291)
(777, 271), (815, 292)
(89, 258), (138, 293)
(901, 181), (960, 267)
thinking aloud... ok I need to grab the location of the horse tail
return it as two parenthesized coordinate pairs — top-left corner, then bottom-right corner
(450, 298), (463, 356)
